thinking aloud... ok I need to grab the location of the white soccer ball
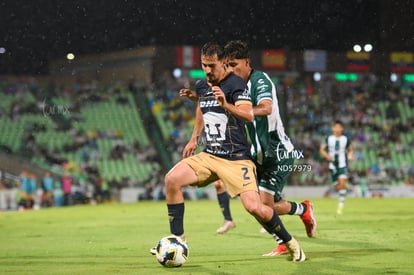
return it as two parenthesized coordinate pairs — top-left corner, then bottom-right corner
(155, 235), (189, 268)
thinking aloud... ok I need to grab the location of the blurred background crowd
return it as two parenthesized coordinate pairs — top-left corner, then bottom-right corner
(1, 1), (413, 210)
(0, 73), (412, 210)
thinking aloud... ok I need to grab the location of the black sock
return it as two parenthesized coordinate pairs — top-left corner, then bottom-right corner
(288, 201), (297, 215)
(167, 203), (184, 236)
(262, 211), (292, 243)
(217, 192), (232, 221)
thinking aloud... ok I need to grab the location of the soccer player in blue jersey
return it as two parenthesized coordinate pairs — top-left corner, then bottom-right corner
(320, 120), (354, 215)
(178, 100), (235, 234)
(153, 42), (306, 262)
(180, 41), (317, 256)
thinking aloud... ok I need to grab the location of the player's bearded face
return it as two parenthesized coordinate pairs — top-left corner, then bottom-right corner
(202, 54), (226, 85)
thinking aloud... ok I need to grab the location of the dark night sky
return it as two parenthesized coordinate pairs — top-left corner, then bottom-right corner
(0, 0), (413, 75)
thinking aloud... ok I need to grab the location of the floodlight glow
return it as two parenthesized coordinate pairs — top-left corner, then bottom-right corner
(364, 44), (373, 52)
(313, 72), (321, 82)
(353, 44), (362, 52)
(390, 73), (398, 82)
(66, 53), (75, 60)
(0, 47), (5, 54)
(172, 68), (182, 78)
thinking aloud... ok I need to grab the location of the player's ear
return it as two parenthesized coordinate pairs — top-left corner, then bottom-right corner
(224, 57), (229, 68)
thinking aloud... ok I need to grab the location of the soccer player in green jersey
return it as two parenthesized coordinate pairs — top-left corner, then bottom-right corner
(224, 40), (316, 256)
(320, 120), (354, 215)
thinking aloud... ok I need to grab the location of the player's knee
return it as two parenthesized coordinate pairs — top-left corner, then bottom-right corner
(243, 202), (262, 216)
(336, 180), (347, 190)
(214, 181), (220, 189)
(164, 172), (181, 193)
(214, 181), (225, 192)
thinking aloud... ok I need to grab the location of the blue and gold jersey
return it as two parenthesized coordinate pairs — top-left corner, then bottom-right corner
(195, 73), (252, 161)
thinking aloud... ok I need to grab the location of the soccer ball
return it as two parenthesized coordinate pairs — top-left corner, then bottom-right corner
(155, 235), (189, 268)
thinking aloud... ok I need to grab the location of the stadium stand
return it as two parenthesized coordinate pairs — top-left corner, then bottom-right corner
(148, 76), (414, 189)
(0, 81), (166, 208)
(0, 74), (413, 208)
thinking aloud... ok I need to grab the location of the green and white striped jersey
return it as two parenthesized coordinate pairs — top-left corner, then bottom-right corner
(246, 70), (293, 165)
(323, 135), (350, 170)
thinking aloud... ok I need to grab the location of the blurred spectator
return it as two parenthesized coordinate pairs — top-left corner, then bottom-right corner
(72, 182), (89, 204)
(138, 180), (154, 201)
(62, 172), (72, 206)
(41, 171), (54, 207)
(53, 180), (64, 207)
(109, 143), (127, 160)
(93, 176), (110, 203)
(0, 178), (17, 210)
(18, 171), (36, 209)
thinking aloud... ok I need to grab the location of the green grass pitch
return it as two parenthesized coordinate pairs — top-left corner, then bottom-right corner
(0, 197), (413, 275)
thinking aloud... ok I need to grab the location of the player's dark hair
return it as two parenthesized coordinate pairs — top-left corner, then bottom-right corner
(224, 40), (250, 59)
(334, 120), (344, 126)
(201, 42), (225, 60)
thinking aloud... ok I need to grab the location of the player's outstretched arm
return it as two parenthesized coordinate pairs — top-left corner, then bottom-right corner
(179, 89), (198, 102)
(183, 105), (204, 158)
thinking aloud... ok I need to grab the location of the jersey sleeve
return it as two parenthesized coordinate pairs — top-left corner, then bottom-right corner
(345, 135), (351, 148)
(195, 79), (210, 96)
(230, 76), (251, 105)
(234, 87), (252, 106)
(253, 74), (273, 104)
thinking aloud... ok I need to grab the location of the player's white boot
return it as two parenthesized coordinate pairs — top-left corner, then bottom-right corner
(216, 220), (236, 234)
(285, 237), (306, 262)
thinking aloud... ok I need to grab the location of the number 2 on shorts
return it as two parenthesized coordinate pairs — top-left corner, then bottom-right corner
(241, 167), (250, 180)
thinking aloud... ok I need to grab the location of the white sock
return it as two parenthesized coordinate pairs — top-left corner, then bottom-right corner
(338, 189), (347, 209)
(294, 202), (305, 215)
